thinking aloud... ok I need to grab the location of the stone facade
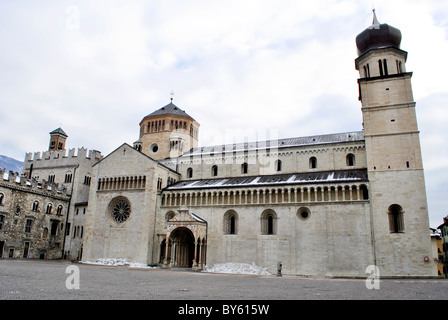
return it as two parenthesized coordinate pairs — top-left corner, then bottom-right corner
(22, 147), (103, 260)
(80, 14), (435, 277)
(6, 14), (436, 278)
(82, 143), (180, 264)
(0, 169), (70, 259)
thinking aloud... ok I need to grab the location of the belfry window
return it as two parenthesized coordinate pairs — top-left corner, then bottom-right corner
(363, 64), (370, 78)
(187, 168), (193, 179)
(241, 163), (248, 174)
(378, 59), (388, 76)
(378, 60), (384, 76)
(396, 60), (403, 74)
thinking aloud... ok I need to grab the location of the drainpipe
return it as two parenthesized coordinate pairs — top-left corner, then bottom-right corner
(62, 164), (78, 260)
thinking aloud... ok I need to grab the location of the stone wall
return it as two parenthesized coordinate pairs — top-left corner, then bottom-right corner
(0, 169), (70, 259)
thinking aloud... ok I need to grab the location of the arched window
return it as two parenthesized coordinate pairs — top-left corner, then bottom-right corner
(187, 168), (193, 179)
(223, 210), (238, 235)
(0, 193), (3, 205)
(261, 209), (277, 235)
(309, 157), (317, 169)
(363, 64), (370, 78)
(32, 201), (39, 212)
(396, 60), (402, 74)
(46, 203), (52, 214)
(212, 165), (218, 177)
(378, 59), (384, 76)
(388, 204), (404, 233)
(56, 205), (63, 215)
(64, 172), (73, 183)
(275, 160), (282, 172)
(241, 163), (248, 174)
(360, 184), (369, 200)
(346, 154), (355, 166)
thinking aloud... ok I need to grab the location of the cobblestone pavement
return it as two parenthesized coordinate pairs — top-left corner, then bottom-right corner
(1, 259), (447, 301)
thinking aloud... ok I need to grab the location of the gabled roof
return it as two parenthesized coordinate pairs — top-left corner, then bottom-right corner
(93, 142), (179, 174)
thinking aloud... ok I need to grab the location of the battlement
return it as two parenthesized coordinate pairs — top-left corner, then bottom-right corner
(25, 148), (103, 163)
(0, 168), (71, 199)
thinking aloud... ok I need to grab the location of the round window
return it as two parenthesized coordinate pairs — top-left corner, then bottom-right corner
(109, 197), (131, 224)
(151, 143), (159, 153)
(297, 207), (311, 221)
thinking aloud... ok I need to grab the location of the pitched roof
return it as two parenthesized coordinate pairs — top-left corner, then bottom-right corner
(49, 127), (68, 137)
(144, 102), (193, 119)
(181, 131), (364, 157)
(165, 169), (368, 191)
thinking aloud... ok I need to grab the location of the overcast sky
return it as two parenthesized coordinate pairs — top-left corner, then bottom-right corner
(0, 0), (447, 228)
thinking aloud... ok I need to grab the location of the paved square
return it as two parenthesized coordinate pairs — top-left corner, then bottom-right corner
(1, 260), (447, 301)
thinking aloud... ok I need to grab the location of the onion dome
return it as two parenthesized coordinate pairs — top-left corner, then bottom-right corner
(356, 10), (402, 56)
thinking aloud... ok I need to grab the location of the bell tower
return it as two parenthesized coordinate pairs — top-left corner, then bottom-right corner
(355, 11), (433, 276)
(49, 127), (68, 151)
(355, 10), (422, 172)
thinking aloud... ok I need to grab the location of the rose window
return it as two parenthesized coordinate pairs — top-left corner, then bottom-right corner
(109, 198), (131, 224)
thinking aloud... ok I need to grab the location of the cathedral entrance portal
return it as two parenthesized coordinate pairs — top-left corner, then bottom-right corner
(161, 207), (207, 270)
(168, 227), (195, 268)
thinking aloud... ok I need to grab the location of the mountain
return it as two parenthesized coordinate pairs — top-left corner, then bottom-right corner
(0, 155), (24, 173)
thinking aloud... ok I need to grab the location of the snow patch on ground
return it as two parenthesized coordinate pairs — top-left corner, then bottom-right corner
(203, 262), (271, 276)
(81, 258), (157, 269)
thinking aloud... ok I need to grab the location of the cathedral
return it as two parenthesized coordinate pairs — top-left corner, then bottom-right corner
(19, 12), (435, 277)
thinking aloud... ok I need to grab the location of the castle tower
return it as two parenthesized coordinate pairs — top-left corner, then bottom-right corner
(49, 127), (68, 151)
(355, 11), (433, 276)
(136, 99), (199, 160)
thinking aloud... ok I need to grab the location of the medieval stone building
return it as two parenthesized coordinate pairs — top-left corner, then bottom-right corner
(22, 133), (103, 261)
(0, 169), (70, 259)
(7, 12), (436, 277)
